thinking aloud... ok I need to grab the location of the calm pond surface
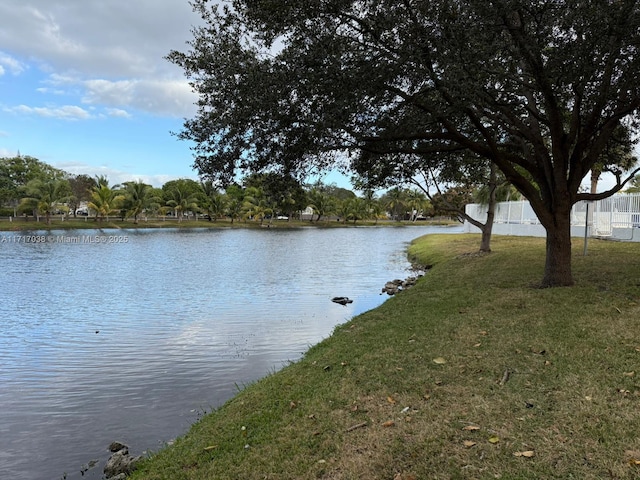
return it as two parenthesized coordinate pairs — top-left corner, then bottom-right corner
(0, 225), (460, 480)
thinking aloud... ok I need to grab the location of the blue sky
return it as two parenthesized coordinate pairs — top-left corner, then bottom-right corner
(0, 1), (351, 189)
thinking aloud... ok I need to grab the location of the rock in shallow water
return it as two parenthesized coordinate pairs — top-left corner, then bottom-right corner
(104, 442), (142, 479)
(108, 441), (128, 453)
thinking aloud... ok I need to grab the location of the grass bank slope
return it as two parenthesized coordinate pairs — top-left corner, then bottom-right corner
(131, 234), (640, 479)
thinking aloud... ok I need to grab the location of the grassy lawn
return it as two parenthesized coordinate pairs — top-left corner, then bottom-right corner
(130, 234), (640, 479)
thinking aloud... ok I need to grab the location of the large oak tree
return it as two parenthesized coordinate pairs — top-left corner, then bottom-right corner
(169, 0), (640, 286)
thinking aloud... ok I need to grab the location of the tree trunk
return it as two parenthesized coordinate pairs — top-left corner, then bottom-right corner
(479, 217), (494, 252)
(478, 164), (498, 252)
(540, 210), (574, 287)
(478, 201), (495, 252)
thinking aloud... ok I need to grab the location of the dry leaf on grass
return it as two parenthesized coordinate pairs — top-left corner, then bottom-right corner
(463, 440), (477, 448)
(382, 420), (395, 427)
(433, 357), (447, 364)
(513, 450), (535, 457)
(462, 425), (480, 431)
(387, 396), (397, 404)
(488, 436), (500, 444)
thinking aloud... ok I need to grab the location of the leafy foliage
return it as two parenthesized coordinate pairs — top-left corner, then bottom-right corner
(87, 183), (124, 222)
(18, 178), (71, 224)
(1, 155), (66, 207)
(121, 181), (158, 223)
(67, 174), (96, 217)
(168, 0), (640, 286)
(163, 179), (201, 221)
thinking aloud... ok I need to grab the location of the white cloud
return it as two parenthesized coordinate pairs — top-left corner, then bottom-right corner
(81, 77), (196, 117)
(6, 104), (92, 120)
(0, 1), (200, 79)
(82, 78), (136, 106)
(0, 52), (26, 76)
(40, 72), (197, 118)
(106, 108), (131, 119)
(36, 87), (67, 96)
(0, 1), (201, 118)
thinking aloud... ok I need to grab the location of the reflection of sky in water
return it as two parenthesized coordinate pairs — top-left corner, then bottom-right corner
(0, 225), (461, 480)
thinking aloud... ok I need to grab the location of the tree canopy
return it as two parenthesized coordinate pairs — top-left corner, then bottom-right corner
(0, 155), (66, 206)
(169, 0), (640, 286)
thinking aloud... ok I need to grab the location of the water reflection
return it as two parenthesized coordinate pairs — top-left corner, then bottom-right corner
(0, 225), (460, 479)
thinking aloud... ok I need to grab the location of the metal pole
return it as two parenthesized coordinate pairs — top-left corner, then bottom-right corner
(583, 202), (589, 256)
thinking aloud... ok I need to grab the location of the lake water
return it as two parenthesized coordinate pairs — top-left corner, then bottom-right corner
(0, 225), (460, 480)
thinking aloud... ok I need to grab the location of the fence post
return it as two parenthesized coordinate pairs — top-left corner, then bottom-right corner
(583, 202), (590, 256)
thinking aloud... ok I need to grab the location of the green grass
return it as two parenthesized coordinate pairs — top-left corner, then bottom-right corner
(130, 234), (640, 479)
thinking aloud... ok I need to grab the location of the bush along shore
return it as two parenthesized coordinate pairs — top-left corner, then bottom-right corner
(127, 233), (640, 479)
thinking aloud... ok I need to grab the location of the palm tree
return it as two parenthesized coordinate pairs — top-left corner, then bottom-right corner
(200, 181), (227, 221)
(88, 184), (123, 222)
(626, 176), (640, 194)
(242, 187), (272, 224)
(165, 186), (199, 222)
(207, 192), (227, 221)
(122, 181), (155, 224)
(336, 197), (365, 223)
(307, 189), (335, 222)
(19, 178), (71, 224)
(243, 199), (272, 224)
(384, 187), (407, 221)
(359, 189), (384, 223)
(226, 198), (243, 224)
(344, 197), (367, 224)
(94, 175), (110, 188)
(405, 189), (428, 222)
(368, 201), (384, 224)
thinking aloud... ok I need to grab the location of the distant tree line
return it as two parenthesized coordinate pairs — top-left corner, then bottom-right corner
(0, 154), (474, 225)
(4, 154), (639, 227)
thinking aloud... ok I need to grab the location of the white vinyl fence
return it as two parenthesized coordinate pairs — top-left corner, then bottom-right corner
(464, 193), (640, 242)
